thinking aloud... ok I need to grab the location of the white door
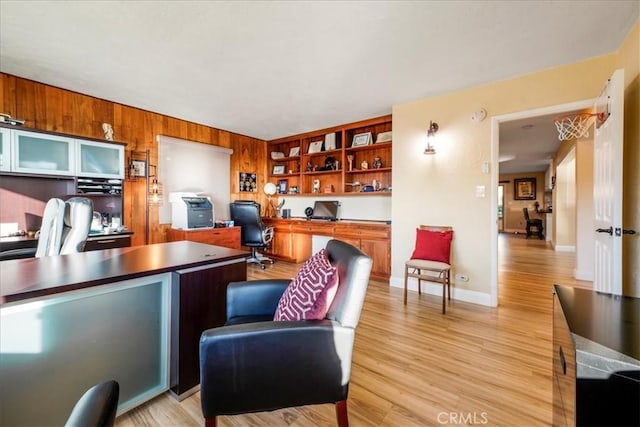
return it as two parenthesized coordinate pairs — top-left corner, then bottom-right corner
(593, 69), (624, 294)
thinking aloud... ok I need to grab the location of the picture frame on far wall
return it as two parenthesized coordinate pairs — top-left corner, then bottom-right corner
(514, 177), (536, 200)
(272, 165), (285, 175)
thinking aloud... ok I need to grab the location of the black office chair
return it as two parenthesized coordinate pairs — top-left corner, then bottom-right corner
(199, 239), (373, 427)
(64, 380), (119, 427)
(523, 207), (544, 239)
(229, 200), (274, 269)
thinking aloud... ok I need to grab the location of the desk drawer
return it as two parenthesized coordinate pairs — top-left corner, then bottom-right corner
(84, 235), (131, 251)
(334, 224), (390, 240)
(290, 223), (334, 235)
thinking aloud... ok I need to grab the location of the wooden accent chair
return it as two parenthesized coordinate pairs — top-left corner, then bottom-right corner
(523, 208), (544, 239)
(404, 225), (453, 314)
(199, 239), (373, 427)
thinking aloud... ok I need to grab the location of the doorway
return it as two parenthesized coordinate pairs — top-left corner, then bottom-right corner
(489, 99), (595, 307)
(498, 184), (505, 232)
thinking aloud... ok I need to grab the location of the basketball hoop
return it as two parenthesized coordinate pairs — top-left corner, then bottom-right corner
(554, 112), (606, 141)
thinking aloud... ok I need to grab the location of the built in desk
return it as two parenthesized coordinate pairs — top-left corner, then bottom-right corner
(166, 226), (241, 249)
(262, 217), (390, 281)
(0, 241), (248, 425)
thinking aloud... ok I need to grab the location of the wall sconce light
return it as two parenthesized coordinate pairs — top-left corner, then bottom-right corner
(424, 120), (439, 155)
(150, 177), (161, 203)
(148, 164), (162, 204)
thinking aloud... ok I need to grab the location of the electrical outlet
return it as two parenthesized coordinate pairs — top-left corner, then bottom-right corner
(455, 273), (469, 282)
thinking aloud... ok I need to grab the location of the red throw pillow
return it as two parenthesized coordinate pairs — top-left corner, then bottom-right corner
(410, 229), (453, 264)
(274, 249), (339, 321)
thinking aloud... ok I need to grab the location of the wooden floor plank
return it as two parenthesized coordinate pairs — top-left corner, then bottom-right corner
(116, 234), (590, 426)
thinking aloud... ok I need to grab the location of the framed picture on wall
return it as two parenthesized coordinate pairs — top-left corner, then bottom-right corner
(514, 177), (536, 200)
(130, 160), (146, 177)
(277, 179), (288, 194)
(352, 132), (372, 147)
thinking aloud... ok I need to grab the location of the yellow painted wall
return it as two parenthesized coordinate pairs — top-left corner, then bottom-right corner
(392, 54), (617, 301)
(616, 20), (640, 296)
(392, 18), (639, 300)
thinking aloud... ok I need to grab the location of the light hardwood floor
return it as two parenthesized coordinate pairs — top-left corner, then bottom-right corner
(116, 234), (591, 426)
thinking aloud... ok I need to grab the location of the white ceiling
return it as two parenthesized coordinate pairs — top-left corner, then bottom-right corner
(498, 109), (588, 175)
(1, 1), (638, 172)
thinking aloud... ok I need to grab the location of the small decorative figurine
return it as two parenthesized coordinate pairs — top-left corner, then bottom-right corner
(306, 161), (313, 172)
(361, 160), (368, 170)
(313, 179), (320, 193)
(347, 155), (354, 171)
(102, 123), (114, 141)
(373, 156), (382, 169)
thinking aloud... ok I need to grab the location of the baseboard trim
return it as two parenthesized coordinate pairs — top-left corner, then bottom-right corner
(574, 268), (593, 281)
(389, 276), (494, 307)
(555, 245), (576, 252)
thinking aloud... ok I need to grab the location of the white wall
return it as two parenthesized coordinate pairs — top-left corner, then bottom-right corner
(575, 139), (595, 280)
(555, 148), (576, 251)
(278, 195), (391, 221)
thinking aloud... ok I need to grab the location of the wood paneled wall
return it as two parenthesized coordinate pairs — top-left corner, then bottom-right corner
(0, 73), (267, 246)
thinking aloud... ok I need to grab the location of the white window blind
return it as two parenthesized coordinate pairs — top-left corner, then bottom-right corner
(157, 135), (233, 224)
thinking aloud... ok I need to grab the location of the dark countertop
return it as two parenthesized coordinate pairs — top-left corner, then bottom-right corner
(0, 241), (248, 305)
(554, 285), (639, 361)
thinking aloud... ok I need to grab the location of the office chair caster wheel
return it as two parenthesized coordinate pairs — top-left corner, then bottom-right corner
(260, 264), (266, 270)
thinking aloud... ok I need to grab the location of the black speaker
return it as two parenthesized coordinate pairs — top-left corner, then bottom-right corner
(304, 207), (313, 219)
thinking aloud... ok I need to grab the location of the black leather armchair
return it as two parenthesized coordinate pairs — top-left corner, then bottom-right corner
(200, 239), (373, 427)
(230, 200), (274, 269)
(64, 380), (119, 427)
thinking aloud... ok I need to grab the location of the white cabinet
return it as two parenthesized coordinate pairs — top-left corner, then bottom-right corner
(0, 128), (125, 178)
(12, 130), (76, 176)
(76, 140), (124, 179)
(0, 128), (10, 172)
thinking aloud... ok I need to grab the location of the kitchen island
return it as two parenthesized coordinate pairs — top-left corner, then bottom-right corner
(0, 241), (248, 425)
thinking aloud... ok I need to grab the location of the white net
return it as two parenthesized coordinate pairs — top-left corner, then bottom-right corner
(554, 114), (594, 141)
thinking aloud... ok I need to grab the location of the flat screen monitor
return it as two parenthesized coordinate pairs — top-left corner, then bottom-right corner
(312, 200), (339, 220)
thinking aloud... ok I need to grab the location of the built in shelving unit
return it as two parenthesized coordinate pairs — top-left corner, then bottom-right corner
(267, 115), (392, 197)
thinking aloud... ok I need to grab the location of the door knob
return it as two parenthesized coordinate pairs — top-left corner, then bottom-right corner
(595, 227), (613, 235)
(622, 229), (637, 235)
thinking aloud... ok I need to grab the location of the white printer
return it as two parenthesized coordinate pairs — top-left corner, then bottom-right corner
(169, 192), (214, 230)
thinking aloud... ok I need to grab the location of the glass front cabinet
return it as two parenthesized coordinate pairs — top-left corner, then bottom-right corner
(12, 130), (76, 176)
(0, 127), (10, 172)
(76, 140), (125, 179)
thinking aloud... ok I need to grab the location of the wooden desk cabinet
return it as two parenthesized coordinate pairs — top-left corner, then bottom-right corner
(262, 218), (390, 281)
(166, 227), (241, 249)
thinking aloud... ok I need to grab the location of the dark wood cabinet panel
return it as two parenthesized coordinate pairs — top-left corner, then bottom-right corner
(84, 234), (132, 251)
(170, 260), (247, 397)
(553, 285), (639, 427)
